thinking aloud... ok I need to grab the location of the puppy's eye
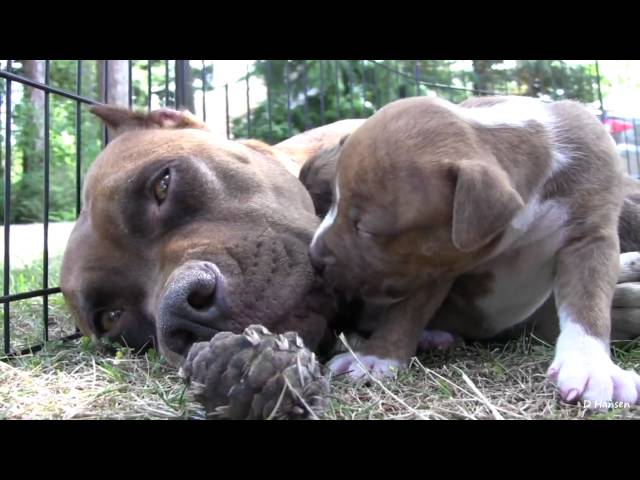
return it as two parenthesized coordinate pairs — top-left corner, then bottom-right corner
(355, 223), (374, 238)
(95, 309), (123, 334)
(153, 170), (171, 204)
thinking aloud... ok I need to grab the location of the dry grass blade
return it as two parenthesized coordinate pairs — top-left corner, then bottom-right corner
(454, 366), (504, 420)
(335, 333), (429, 420)
(2, 333), (639, 420)
(266, 382), (290, 420)
(282, 375), (320, 420)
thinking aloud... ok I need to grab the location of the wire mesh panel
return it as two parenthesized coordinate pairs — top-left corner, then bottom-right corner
(0, 59), (625, 357)
(0, 60), (181, 356)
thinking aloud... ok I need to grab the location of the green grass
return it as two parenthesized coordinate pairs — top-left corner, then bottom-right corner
(0, 253), (63, 294)
(325, 336), (640, 420)
(1, 332), (638, 420)
(0, 339), (205, 420)
(1, 257), (638, 420)
(0, 255), (75, 353)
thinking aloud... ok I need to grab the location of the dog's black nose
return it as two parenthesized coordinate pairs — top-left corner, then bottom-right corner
(158, 262), (228, 360)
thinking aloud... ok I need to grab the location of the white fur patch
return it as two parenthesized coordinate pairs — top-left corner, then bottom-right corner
(310, 175), (340, 251)
(551, 149), (572, 174)
(472, 198), (568, 333)
(549, 319), (640, 406)
(457, 98), (551, 128)
(327, 352), (403, 381)
(490, 193), (568, 258)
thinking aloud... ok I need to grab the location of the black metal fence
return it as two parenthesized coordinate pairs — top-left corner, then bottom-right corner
(0, 59), (632, 357)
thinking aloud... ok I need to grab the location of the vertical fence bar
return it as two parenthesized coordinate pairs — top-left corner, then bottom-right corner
(414, 60), (421, 96)
(210, 63), (214, 119)
(549, 62), (557, 100)
(175, 60), (182, 110)
(319, 60), (325, 125)
(335, 60), (341, 120)
(224, 83), (230, 139)
(393, 60), (400, 100)
(266, 60), (273, 143)
(622, 116), (631, 174)
(246, 65), (251, 138)
(385, 61), (391, 106)
(587, 63), (595, 103)
(165, 60), (170, 107)
(302, 61), (309, 129)
(347, 61), (355, 118)
(147, 60), (153, 111)
(103, 60), (109, 145)
(595, 60), (605, 117)
(76, 61), (82, 217)
(371, 60), (380, 111)
(361, 60), (367, 111)
(446, 61), (453, 100)
(128, 60), (133, 108)
(285, 61), (292, 137)
(42, 60), (50, 342)
(3, 60), (12, 354)
(201, 60), (207, 123)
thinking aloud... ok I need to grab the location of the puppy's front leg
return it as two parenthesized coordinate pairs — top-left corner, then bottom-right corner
(550, 233), (640, 406)
(328, 279), (453, 381)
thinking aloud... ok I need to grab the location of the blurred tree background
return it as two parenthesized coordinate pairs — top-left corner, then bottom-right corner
(0, 59), (604, 224)
(231, 60), (601, 143)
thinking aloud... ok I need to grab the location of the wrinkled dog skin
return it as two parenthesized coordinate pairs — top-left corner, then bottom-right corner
(60, 106), (352, 366)
(310, 96), (640, 405)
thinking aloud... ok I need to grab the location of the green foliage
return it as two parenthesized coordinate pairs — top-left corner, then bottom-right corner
(0, 60), (604, 224)
(0, 60), (174, 223)
(232, 60), (602, 144)
(233, 60), (431, 143)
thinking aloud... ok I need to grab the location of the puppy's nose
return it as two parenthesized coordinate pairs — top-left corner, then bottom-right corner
(309, 241), (337, 276)
(309, 246), (326, 274)
(158, 262), (227, 360)
(310, 241), (333, 274)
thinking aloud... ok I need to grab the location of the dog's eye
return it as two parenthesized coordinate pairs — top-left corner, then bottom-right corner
(95, 309), (123, 334)
(153, 170), (171, 204)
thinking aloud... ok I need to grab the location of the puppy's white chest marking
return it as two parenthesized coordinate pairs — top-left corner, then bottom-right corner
(474, 198), (568, 332)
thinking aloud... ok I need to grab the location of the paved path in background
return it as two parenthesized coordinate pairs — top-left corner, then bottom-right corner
(0, 222), (76, 268)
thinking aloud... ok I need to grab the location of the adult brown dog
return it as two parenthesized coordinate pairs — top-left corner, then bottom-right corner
(59, 106), (355, 366)
(309, 96), (640, 406)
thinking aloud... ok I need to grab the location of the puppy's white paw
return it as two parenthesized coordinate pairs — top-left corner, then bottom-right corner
(548, 341), (640, 408)
(327, 352), (404, 382)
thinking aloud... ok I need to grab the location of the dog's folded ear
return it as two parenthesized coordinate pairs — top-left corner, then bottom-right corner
(89, 104), (209, 139)
(452, 160), (524, 252)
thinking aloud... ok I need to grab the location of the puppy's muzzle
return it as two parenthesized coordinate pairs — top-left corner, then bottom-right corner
(158, 261), (229, 363)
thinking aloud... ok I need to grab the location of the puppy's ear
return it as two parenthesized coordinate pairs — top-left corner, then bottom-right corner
(452, 160), (524, 252)
(89, 105), (208, 139)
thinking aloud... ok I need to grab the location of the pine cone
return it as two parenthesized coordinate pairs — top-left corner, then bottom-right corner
(179, 325), (330, 420)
